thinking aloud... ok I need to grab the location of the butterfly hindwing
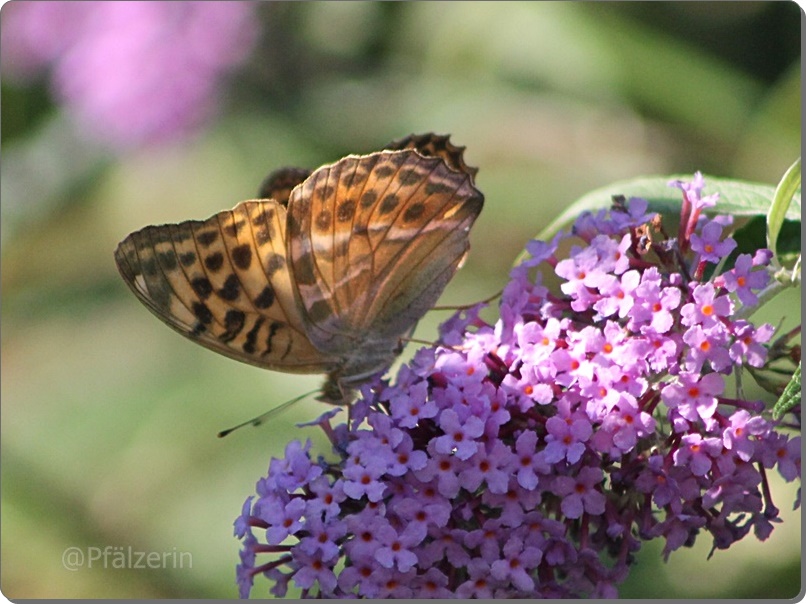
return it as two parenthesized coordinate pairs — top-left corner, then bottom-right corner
(355, 151), (483, 341)
(286, 148), (483, 353)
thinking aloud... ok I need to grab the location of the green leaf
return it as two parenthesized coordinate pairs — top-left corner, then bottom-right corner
(730, 217), (801, 263)
(772, 363), (801, 421)
(767, 158), (801, 260)
(538, 174), (802, 240)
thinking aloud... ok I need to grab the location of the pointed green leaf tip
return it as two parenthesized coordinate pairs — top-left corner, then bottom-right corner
(772, 363), (801, 421)
(767, 158), (801, 262)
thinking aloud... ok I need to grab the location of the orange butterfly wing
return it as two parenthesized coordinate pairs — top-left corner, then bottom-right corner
(285, 148), (483, 374)
(114, 200), (338, 373)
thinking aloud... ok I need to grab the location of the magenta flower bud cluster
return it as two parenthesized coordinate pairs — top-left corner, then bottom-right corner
(235, 174), (800, 598)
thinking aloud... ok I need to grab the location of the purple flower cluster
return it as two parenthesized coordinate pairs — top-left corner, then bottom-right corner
(235, 174), (800, 598)
(1, 1), (259, 149)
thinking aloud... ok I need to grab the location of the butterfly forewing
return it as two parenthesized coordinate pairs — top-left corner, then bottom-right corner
(114, 200), (336, 373)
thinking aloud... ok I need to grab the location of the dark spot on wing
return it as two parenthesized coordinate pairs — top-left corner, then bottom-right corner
(252, 209), (271, 226)
(220, 310), (246, 343)
(315, 210), (331, 231)
(264, 253), (285, 277)
(205, 252), (224, 272)
(141, 258), (158, 277)
(350, 170), (369, 187)
(232, 244), (252, 270)
(375, 165), (395, 178)
(398, 168), (422, 186)
(224, 220), (245, 237)
(294, 253), (317, 286)
(191, 277), (213, 299)
(425, 181), (454, 195)
(158, 250), (177, 271)
(379, 194), (399, 215)
(336, 200), (356, 222)
(307, 299), (332, 324)
(287, 212), (303, 239)
(218, 274), (240, 301)
(255, 224), (272, 245)
(243, 317), (265, 354)
(315, 185), (335, 201)
(388, 153), (408, 167)
(197, 230), (219, 247)
(192, 301), (213, 325)
(360, 190), (378, 208)
(403, 202), (426, 223)
(254, 285), (275, 309)
(262, 322), (281, 356)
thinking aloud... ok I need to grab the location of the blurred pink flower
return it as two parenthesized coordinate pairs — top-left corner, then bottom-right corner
(2, 1), (259, 149)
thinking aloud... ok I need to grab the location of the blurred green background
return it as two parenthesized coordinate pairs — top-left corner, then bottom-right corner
(1, 1), (800, 599)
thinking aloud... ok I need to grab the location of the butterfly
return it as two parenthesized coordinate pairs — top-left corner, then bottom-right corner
(114, 133), (484, 405)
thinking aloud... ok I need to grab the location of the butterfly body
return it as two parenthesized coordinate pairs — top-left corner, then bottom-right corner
(115, 135), (483, 404)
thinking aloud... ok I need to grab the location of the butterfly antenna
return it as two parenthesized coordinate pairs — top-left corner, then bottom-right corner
(217, 389), (319, 438)
(399, 335), (464, 352)
(403, 336), (441, 347)
(431, 289), (502, 311)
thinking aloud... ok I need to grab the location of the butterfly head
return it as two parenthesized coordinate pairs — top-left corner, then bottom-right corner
(317, 373), (351, 405)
